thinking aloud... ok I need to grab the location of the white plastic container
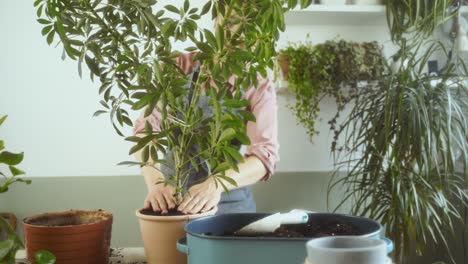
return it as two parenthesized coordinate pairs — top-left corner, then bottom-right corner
(306, 236), (392, 264)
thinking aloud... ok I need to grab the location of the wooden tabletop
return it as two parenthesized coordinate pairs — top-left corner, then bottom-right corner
(15, 248), (148, 264)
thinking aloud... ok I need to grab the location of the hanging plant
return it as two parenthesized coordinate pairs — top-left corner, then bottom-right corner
(279, 40), (384, 141)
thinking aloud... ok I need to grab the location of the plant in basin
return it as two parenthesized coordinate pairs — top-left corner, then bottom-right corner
(34, 0), (314, 263)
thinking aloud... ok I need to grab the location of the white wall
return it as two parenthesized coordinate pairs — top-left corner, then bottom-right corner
(1, 1), (399, 177)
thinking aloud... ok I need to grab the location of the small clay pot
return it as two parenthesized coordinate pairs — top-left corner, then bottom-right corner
(277, 54), (290, 81)
(23, 210), (113, 264)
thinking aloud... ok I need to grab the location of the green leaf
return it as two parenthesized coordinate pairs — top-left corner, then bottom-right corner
(33, 0), (43, 7)
(37, 19), (51, 25)
(0, 140), (4, 151)
(41, 25), (53, 36)
(14, 178), (32, 185)
(117, 161), (144, 166)
(93, 110), (107, 117)
(85, 55), (100, 76)
(238, 110), (256, 122)
(0, 240), (14, 259)
(165, 5), (179, 14)
(9, 166), (25, 176)
(235, 132), (251, 145)
(0, 115), (6, 126)
(213, 162), (231, 174)
(35, 250), (56, 264)
(142, 146), (150, 162)
(46, 30), (55, 45)
(225, 146), (243, 161)
(223, 99), (250, 108)
(217, 175), (238, 187)
(0, 152), (24, 166)
(218, 128), (236, 143)
(200, 1), (211, 15)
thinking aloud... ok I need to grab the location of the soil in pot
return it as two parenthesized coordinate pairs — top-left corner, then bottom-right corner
(221, 220), (359, 238)
(23, 210), (111, 227)
(140, 208), (187, 216)
(139, 207), (216, 216)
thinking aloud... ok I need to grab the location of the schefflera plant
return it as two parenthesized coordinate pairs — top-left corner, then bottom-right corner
(34, 0), (313, 204)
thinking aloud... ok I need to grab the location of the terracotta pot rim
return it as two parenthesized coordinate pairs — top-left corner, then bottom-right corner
(23, 209), (113, 228)
(135, 207), (217, 221)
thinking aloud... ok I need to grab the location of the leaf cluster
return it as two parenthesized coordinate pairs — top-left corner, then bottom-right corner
(279, 40), (385, 141)
(385, 0), (459, 42)
(0, 115), (31, 264)
(34, 0), (313, 203)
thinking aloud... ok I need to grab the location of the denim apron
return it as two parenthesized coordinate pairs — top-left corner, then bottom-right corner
(160, 68), (256, 215)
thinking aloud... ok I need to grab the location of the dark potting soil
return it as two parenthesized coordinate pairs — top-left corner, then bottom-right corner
(140, 208), (187, 216)
(221, 220), (359, 238)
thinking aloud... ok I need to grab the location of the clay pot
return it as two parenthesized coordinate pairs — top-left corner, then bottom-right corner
(136, 207), (217, 264)
(277, 54), (290, 81)
(23, 210), (113, 264)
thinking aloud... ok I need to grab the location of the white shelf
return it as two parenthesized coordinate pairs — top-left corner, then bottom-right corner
(285, 4), (386, 25)
(285, 4), (468, 26)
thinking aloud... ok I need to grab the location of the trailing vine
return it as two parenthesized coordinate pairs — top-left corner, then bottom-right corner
(279, 39), (385, 141)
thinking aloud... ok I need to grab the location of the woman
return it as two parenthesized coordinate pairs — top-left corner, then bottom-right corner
(134, 9), (279, 214)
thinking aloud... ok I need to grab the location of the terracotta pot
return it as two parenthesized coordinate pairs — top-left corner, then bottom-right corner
(23, 210), (113, 264)
(277, 54), (290, 81)
(136, 207), (217, 264)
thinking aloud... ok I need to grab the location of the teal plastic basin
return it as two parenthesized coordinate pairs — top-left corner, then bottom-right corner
(177, 213), (393, 264)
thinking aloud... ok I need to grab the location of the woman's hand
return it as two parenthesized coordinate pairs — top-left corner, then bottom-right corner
(144, 183), (176, 214)
(178, 178), (222, 214)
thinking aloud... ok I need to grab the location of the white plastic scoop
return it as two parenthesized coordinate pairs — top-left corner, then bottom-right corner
(235, 210), (309, 235)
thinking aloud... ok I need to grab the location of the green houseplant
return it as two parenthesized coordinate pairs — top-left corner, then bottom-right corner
(0, 115), (31, 264)
(279, 40), (384, 141)
(0, 116), (56, 264)
(34, 0), (314, 263)
(34, 0), (311, 206)
(328, 40), (468, 264)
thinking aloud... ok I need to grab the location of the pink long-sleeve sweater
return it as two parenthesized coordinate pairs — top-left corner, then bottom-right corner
(134, 53), (280, 180)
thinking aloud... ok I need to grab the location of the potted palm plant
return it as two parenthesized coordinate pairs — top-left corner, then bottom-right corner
(328, 39), (468, 264)
(34, 0), (314, 263)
